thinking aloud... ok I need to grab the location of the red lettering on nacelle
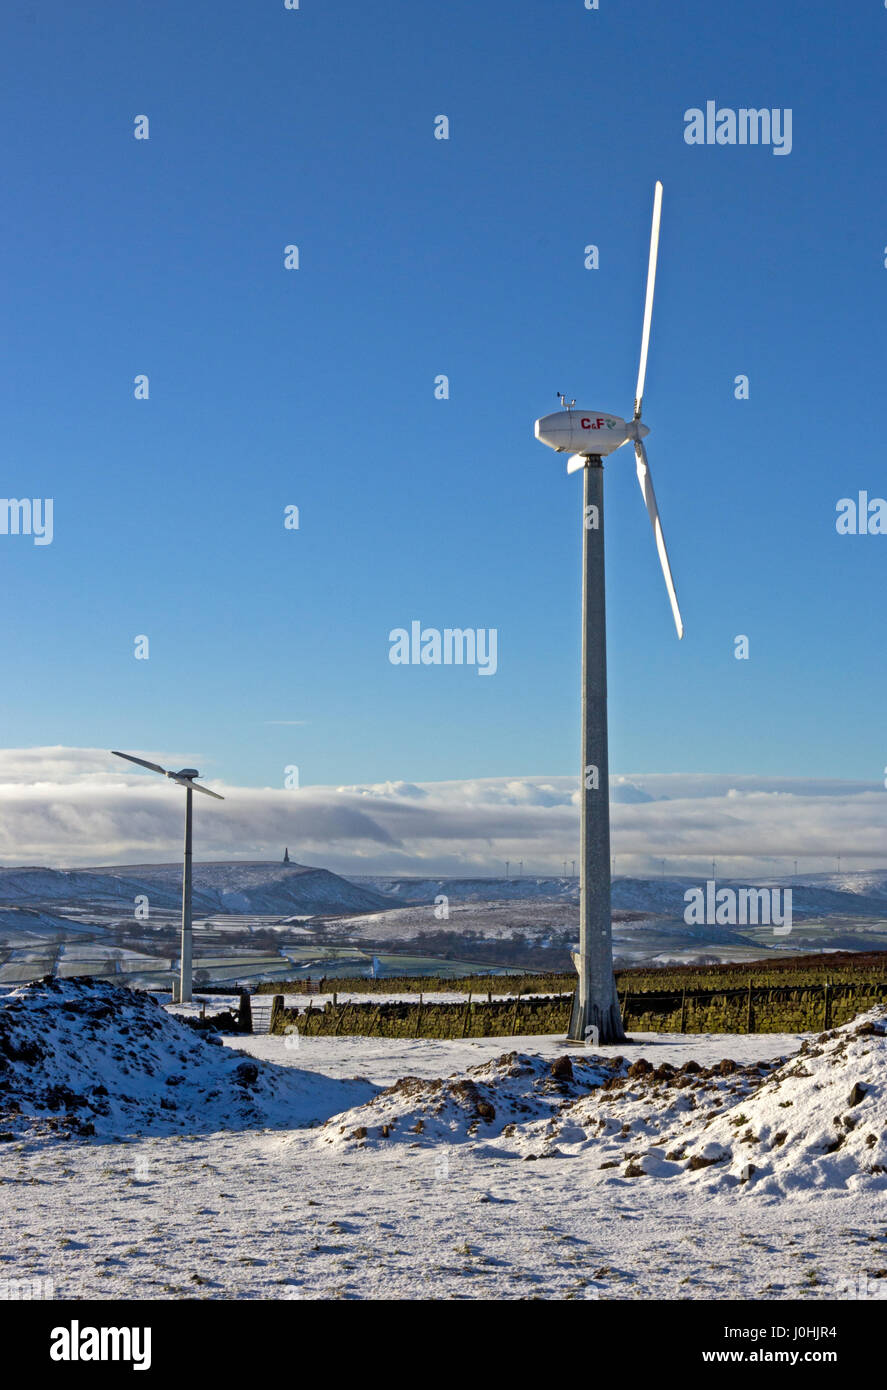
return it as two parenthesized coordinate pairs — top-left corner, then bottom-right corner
(580, 417), (605, 430)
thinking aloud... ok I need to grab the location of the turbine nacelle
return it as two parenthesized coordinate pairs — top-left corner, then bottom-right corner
(534, 410), (648, 459)
(110, 751), (225, 800)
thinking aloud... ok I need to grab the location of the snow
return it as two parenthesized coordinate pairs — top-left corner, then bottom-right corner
(83, 861), (394, 915)
(311, 1042), (784, 1158)
(310, 1008), (887, 1201)
(2, 979), (886, 1300)
(350, 871), (887, 917)
(0, 861), (394, 918)
(0, 867), (187, 911)
(349, 875), (580, 904)
(677, 1012), (887, 1197)
(0, 977), (374, 1142)
(0, 906), (102, 942)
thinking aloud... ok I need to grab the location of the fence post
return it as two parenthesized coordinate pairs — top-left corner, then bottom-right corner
(269, 994), (284, 1034)
(745, 982), (753, 1034)
(679, 989), (687, 1034)
(461, 993), (472, 1038)
(823, 981), (831, 1030)
(415, 999), (423, 1038)
(622, 991), (631, 1028)
(238, 989), (252, 1034)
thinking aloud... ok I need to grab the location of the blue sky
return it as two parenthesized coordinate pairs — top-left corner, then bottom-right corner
(3, 0), (886, 802)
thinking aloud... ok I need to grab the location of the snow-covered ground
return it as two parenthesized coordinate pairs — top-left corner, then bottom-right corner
(2, 980), (886, 1301)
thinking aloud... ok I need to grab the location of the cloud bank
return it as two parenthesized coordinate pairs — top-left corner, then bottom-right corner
(0, 748), (883, 879)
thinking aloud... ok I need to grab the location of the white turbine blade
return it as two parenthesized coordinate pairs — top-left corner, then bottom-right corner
(633, 439), (683, 639)
(111, 750), (168, 776)
(190, 781), (225, 801)
(634, 180), (663, 420)
(165, 771), (225, 800)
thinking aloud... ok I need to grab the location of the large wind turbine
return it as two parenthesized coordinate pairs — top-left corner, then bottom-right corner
(534, 180), (683, 1045)
(111, 751), (224, 1004)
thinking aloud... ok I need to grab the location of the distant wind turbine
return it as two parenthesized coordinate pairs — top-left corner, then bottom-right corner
(111, 751), (224, 1003)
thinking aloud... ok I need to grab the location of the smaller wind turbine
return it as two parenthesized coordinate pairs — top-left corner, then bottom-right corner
(111, 751), (224, 1004)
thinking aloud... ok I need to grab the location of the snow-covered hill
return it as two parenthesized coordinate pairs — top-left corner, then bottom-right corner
(350, 872), (887, 918)
(0, 861), (395, 918)
(349, 875), (579, 904)
(769, 869), (887, 900)
(0, 867), (190, 911)
(4, 863), (887, 923)
(0, 977), (375, 1141)
(91, 861), (395, 915)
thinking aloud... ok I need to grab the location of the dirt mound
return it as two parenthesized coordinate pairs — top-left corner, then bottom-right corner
(506, 1008), (887, 1193)
(485, 1050), (782, 1165)
(0, 976), (375, 1143)
(313, 1007), (887, 1197)
(317, 1050), (620, 1151)
(672, 1009), (887, 1195)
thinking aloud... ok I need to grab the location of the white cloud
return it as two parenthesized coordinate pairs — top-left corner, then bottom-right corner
(0, 748), (883, 877)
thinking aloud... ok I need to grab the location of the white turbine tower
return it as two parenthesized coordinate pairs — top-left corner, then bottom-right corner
(111, 751), (224, 1004)
(534, 180), (683, 1045)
